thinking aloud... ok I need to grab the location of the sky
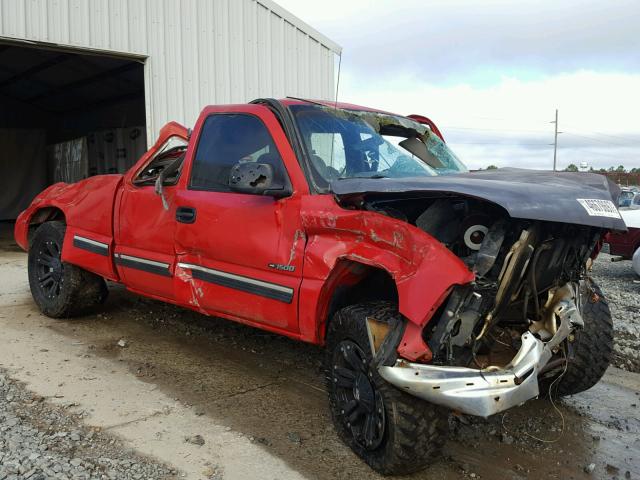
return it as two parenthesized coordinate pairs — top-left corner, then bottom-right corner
(275, 0), (640, 171)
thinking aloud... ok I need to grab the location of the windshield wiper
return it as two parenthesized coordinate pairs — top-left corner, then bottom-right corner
(338, 174), (388, 180)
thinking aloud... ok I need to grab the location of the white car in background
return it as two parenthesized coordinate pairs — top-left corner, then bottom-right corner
(623, 210), (640, 276)
(632, 210), (640, 276)
(629, 193), (640, 210)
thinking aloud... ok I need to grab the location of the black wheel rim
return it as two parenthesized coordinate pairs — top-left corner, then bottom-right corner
(332, 340), (386, 451)
(35, 238), (63, 300)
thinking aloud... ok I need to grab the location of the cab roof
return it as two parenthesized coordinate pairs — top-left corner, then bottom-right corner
(278, 97), (400, 116)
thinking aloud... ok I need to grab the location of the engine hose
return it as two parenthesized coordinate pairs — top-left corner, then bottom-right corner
(538, 357), (567, 376)
(528, 243), (552, 321)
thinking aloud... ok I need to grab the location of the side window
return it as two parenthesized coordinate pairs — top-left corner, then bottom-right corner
(190, 114), (286, 192)
(133, 135), (188, 186)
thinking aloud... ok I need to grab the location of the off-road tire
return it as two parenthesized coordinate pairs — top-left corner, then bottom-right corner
(28, 221), (108, 318)
(543, 280), (613, 397)
(324, 302), (448, 475)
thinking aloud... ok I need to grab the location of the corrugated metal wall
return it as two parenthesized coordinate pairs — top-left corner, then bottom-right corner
(0, 0), (339, 144)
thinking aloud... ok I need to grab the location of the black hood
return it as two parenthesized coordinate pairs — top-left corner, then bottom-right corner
(331, 168), (626, 230)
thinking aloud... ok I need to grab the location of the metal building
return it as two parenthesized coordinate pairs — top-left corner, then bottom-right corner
(0, 0), (340, 219)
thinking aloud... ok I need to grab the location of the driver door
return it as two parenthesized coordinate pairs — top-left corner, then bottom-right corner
(114, 125), (188, 300)
(173, 106), (305, 333)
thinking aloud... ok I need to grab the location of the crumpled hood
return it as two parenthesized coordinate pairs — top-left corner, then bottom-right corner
(331, 168), (626, 230)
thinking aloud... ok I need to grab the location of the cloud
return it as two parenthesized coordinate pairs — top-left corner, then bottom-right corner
(280, 0), (640, 82)
(452, 143), (638, 171)
(337, 70), (640, 170)
(275, 0), (640, 171)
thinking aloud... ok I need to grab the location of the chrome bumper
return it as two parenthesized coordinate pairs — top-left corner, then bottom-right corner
(379, 295), (584, 417)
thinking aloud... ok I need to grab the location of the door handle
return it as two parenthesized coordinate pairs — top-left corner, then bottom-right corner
(176, 206), (197, 224)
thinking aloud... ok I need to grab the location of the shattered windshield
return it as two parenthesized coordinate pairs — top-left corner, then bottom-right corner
(290, 104), (467, 191)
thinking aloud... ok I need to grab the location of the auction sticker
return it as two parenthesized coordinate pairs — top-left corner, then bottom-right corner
(577, 199), (621, 219)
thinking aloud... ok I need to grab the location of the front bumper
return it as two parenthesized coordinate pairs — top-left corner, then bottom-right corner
(379, 295), (584, 417)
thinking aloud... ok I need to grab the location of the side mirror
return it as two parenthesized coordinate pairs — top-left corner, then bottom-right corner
(228, 162), (291, 198)
(154, 170), (170, 210)
(154, 156), (183, 210)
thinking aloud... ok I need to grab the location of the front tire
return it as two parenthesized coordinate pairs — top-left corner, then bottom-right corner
(324, 302), (447, 475)
(28, 221), (108, 318)
(541, 280), (613, 397)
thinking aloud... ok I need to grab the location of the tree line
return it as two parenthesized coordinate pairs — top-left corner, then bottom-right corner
(564, 164), (640, 173)
(478, 165), (639, 173)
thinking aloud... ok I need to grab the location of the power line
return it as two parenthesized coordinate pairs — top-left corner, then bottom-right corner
(562, 131), (640, 146)
(445, 129), (639, 148)
(443, 124), (640, 145)
(561, 124), (640, 144)
(466, 115), (553, 124)
(449, 141), (636, 153)
(442, 126), (551, 134)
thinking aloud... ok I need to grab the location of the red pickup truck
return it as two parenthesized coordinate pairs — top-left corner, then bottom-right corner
(15, 98), (624, 474)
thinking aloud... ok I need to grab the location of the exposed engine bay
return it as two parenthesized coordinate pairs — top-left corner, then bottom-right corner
(366, 195), (599, 362)
(343, 192), (607, 416)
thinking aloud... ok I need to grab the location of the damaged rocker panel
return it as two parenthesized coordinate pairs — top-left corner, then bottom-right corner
(177, 263), (294, 304)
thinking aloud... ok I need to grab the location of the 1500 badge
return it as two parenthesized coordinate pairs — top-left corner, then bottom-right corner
(268, 263), (296, 272)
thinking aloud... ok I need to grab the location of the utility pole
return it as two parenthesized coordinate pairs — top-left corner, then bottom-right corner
(551, 109), (559, 171)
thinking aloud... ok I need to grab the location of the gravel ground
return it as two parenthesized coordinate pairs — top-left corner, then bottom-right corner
(591, 252), (640, 373)
(0, 371), (175, 480)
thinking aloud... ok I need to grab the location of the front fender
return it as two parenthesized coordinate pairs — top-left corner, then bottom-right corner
(14, 175), (124, 280)
(14, 182), (69, 250)
(298, 196), (474, 344)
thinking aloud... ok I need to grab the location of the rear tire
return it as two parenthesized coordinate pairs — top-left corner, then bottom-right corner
(324, 302), (447, 475)
(28, 221), (108, 318)
(541, 280), (613, 397)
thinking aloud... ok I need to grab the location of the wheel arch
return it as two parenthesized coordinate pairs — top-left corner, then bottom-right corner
(316, 259), (399, 344)
(297, 197), (475, 346)
(27, 206), (67, 243)
(14, 203), (67, 251)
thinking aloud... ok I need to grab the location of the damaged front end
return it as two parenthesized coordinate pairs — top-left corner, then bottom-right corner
(378, 284), (583, 417)
(309, 102), (625, 418)
(336, 182), (622, 417)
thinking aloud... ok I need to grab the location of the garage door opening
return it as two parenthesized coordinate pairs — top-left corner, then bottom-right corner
(0, 42), (146, 221)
